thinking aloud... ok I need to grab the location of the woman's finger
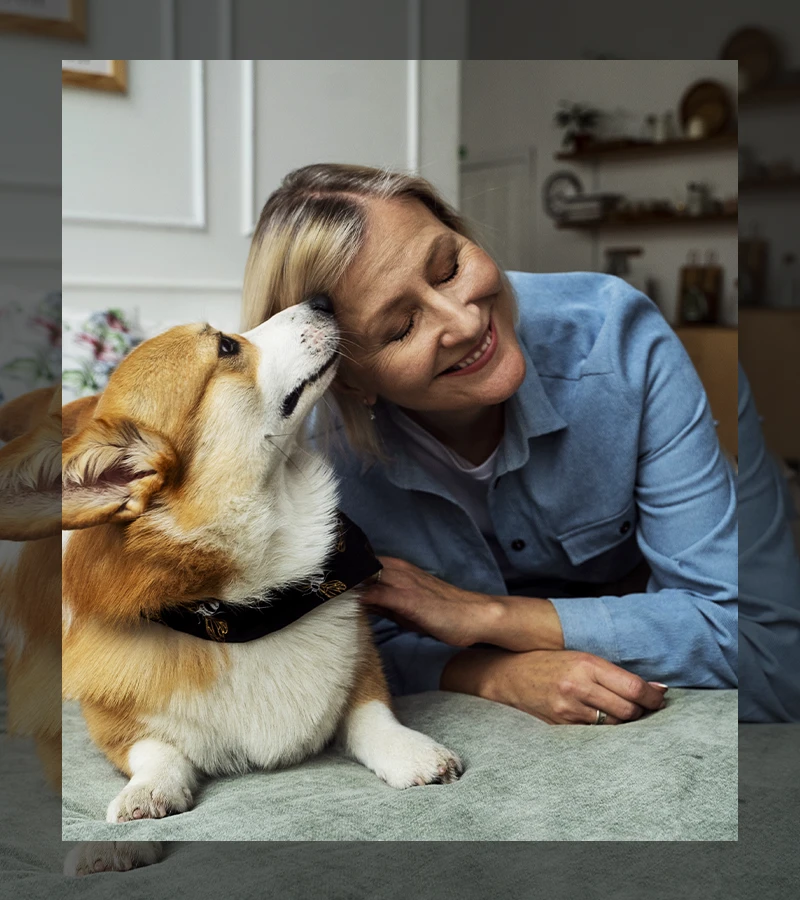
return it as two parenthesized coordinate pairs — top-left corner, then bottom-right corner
(593, 660), (666, 711)
(580, 684), (645, 723)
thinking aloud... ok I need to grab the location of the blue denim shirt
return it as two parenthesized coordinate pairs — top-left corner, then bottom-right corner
(738, 366), (800, 721)
(327, 272), (738, 694)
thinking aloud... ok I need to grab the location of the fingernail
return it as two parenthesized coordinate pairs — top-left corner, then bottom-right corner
(648, 682), (669, 690)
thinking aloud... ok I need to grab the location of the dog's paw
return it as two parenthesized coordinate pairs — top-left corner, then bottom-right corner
(374, 727), (464, 789)
(64, 841), (163, 876)
(106, 778), (193, 823)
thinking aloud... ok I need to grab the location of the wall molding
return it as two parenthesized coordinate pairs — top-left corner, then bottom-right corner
(161, 0), (176, 59)
(62, 277), (242, 293)
(62, 59), (207, 231)
(406, 59), (421, 174)
(406, 0), (421, 173)
(240, 59), (256, 237)
(219, 0), (234, 59)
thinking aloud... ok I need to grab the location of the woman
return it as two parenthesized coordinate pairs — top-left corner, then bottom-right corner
(242, 164), (737, 726)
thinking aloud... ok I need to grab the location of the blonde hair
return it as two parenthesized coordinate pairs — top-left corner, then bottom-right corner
(241, 163), (488, 458)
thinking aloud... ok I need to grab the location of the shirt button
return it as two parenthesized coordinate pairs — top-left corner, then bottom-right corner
(511, 539), (526, 551)
(619, 521), (631, 535)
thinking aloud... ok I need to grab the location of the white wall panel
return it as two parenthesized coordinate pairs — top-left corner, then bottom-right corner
(62, 60), (205, 228)
(250, 60), (410, 224)
(62, 57), (460, 331)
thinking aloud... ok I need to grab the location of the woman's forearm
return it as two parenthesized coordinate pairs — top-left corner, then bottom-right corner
(440, 646), (505, 696)
(477, 595), (565, 652)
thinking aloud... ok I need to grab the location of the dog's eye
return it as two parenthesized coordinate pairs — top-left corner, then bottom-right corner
(218, 335), (240, 358)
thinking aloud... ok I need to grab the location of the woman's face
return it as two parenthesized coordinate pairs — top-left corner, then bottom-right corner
(333, 199), (526, 414)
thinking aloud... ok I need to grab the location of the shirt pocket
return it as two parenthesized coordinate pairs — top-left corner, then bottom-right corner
(556, 499), (638, 567)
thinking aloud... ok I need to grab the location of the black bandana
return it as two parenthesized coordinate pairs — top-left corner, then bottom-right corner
(145, 512), (382, 643)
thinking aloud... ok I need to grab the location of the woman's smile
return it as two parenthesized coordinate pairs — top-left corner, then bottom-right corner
(439, 318), (497, 377)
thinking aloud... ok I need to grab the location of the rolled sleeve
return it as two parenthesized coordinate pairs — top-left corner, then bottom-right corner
(550, 595), (621, 663)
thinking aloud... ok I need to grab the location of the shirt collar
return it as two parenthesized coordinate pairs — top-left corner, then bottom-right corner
(371, 334), (567, 494)
(497, 338), (567, 476)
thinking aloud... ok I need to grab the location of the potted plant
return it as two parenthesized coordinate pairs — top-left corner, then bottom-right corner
(554, 101), (601, 151)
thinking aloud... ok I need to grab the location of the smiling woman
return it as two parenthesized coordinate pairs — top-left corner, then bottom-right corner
(241, 163), (738, 728)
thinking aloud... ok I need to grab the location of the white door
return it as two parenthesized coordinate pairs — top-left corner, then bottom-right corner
(460, 150), (536, 272)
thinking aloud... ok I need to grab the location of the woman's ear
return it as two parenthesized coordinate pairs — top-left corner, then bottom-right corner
(62, 418), (177, 530)
(330, 370), (376, 406)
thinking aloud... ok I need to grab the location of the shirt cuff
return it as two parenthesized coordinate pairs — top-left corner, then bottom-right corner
(549, 596), (621, 663)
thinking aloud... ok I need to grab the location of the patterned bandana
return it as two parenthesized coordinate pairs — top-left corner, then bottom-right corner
(145, 512), (382, 643)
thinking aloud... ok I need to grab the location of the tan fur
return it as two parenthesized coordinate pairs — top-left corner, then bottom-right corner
(346, 610), (392, 710)
(61, 325), (266, 767)
(0, 387), (62, 790)
(0, 386), (56, 442)
(62, 394), (100, 439)
(0, 386), (61, 541)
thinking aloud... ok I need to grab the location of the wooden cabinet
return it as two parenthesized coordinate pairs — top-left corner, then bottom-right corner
(674, 326), (739, 457)
(739, 309), (800, 461)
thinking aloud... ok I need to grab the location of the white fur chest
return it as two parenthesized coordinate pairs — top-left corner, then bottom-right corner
(145, 593), (362, 775)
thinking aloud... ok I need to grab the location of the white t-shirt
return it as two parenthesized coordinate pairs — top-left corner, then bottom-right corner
(389, 408), (517, 580)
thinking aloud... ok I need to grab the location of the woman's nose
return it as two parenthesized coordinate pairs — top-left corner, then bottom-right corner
(434, 290), (483, 348)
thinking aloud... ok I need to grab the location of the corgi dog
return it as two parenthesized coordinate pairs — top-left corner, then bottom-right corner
(0, 386), (63, 786)
(0, 385), (162, 875)
(62, 297), (463, 840)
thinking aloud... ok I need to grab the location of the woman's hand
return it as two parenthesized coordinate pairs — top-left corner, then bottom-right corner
(360, 556), (494, 648)
(360, 557), (565, 651)
(441, 647), (669, 725)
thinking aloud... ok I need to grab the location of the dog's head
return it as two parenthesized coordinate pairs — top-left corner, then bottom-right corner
(62, 298), (339, 532)
(0, 386), (62, 541)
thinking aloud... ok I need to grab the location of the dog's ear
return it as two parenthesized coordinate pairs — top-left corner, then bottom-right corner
(62, 393), (100, 439)
(0, 390), (62, 541)
(0, 386), (57, 443)
(62, 418), (177, 530)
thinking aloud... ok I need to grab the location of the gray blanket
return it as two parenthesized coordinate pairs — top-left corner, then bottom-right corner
(7, 691), (800, 899)
(61, 688), (737, 842)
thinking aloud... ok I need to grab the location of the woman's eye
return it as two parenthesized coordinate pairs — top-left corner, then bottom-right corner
(218, 335), (240, 357)
(440, 256), (460, 284)
(388, 315), (415, 343)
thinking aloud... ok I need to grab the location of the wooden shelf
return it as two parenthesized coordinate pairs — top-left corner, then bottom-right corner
(555, 133), (737, 163)
(739, 175), (800, 191)
(556, 212), (738, 230)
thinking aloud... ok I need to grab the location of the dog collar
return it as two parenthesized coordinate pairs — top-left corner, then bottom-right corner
(145, 512), (382, 643)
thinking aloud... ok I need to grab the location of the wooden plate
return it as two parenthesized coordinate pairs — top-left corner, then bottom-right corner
(680, 80), (732, 137)
(721, 27), (781, 89)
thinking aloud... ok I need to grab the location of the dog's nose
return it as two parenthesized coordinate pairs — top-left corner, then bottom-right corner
(307, 294), (333, 315)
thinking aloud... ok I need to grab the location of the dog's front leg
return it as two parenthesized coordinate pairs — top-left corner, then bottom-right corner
(337, 634), (463, 788)
(107, 738), (197, 823)
(64, 841), (164, 876)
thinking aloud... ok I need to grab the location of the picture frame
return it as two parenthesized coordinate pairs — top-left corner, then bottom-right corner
(0, 0), (86, 40)
(62, 59), (127, 94)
